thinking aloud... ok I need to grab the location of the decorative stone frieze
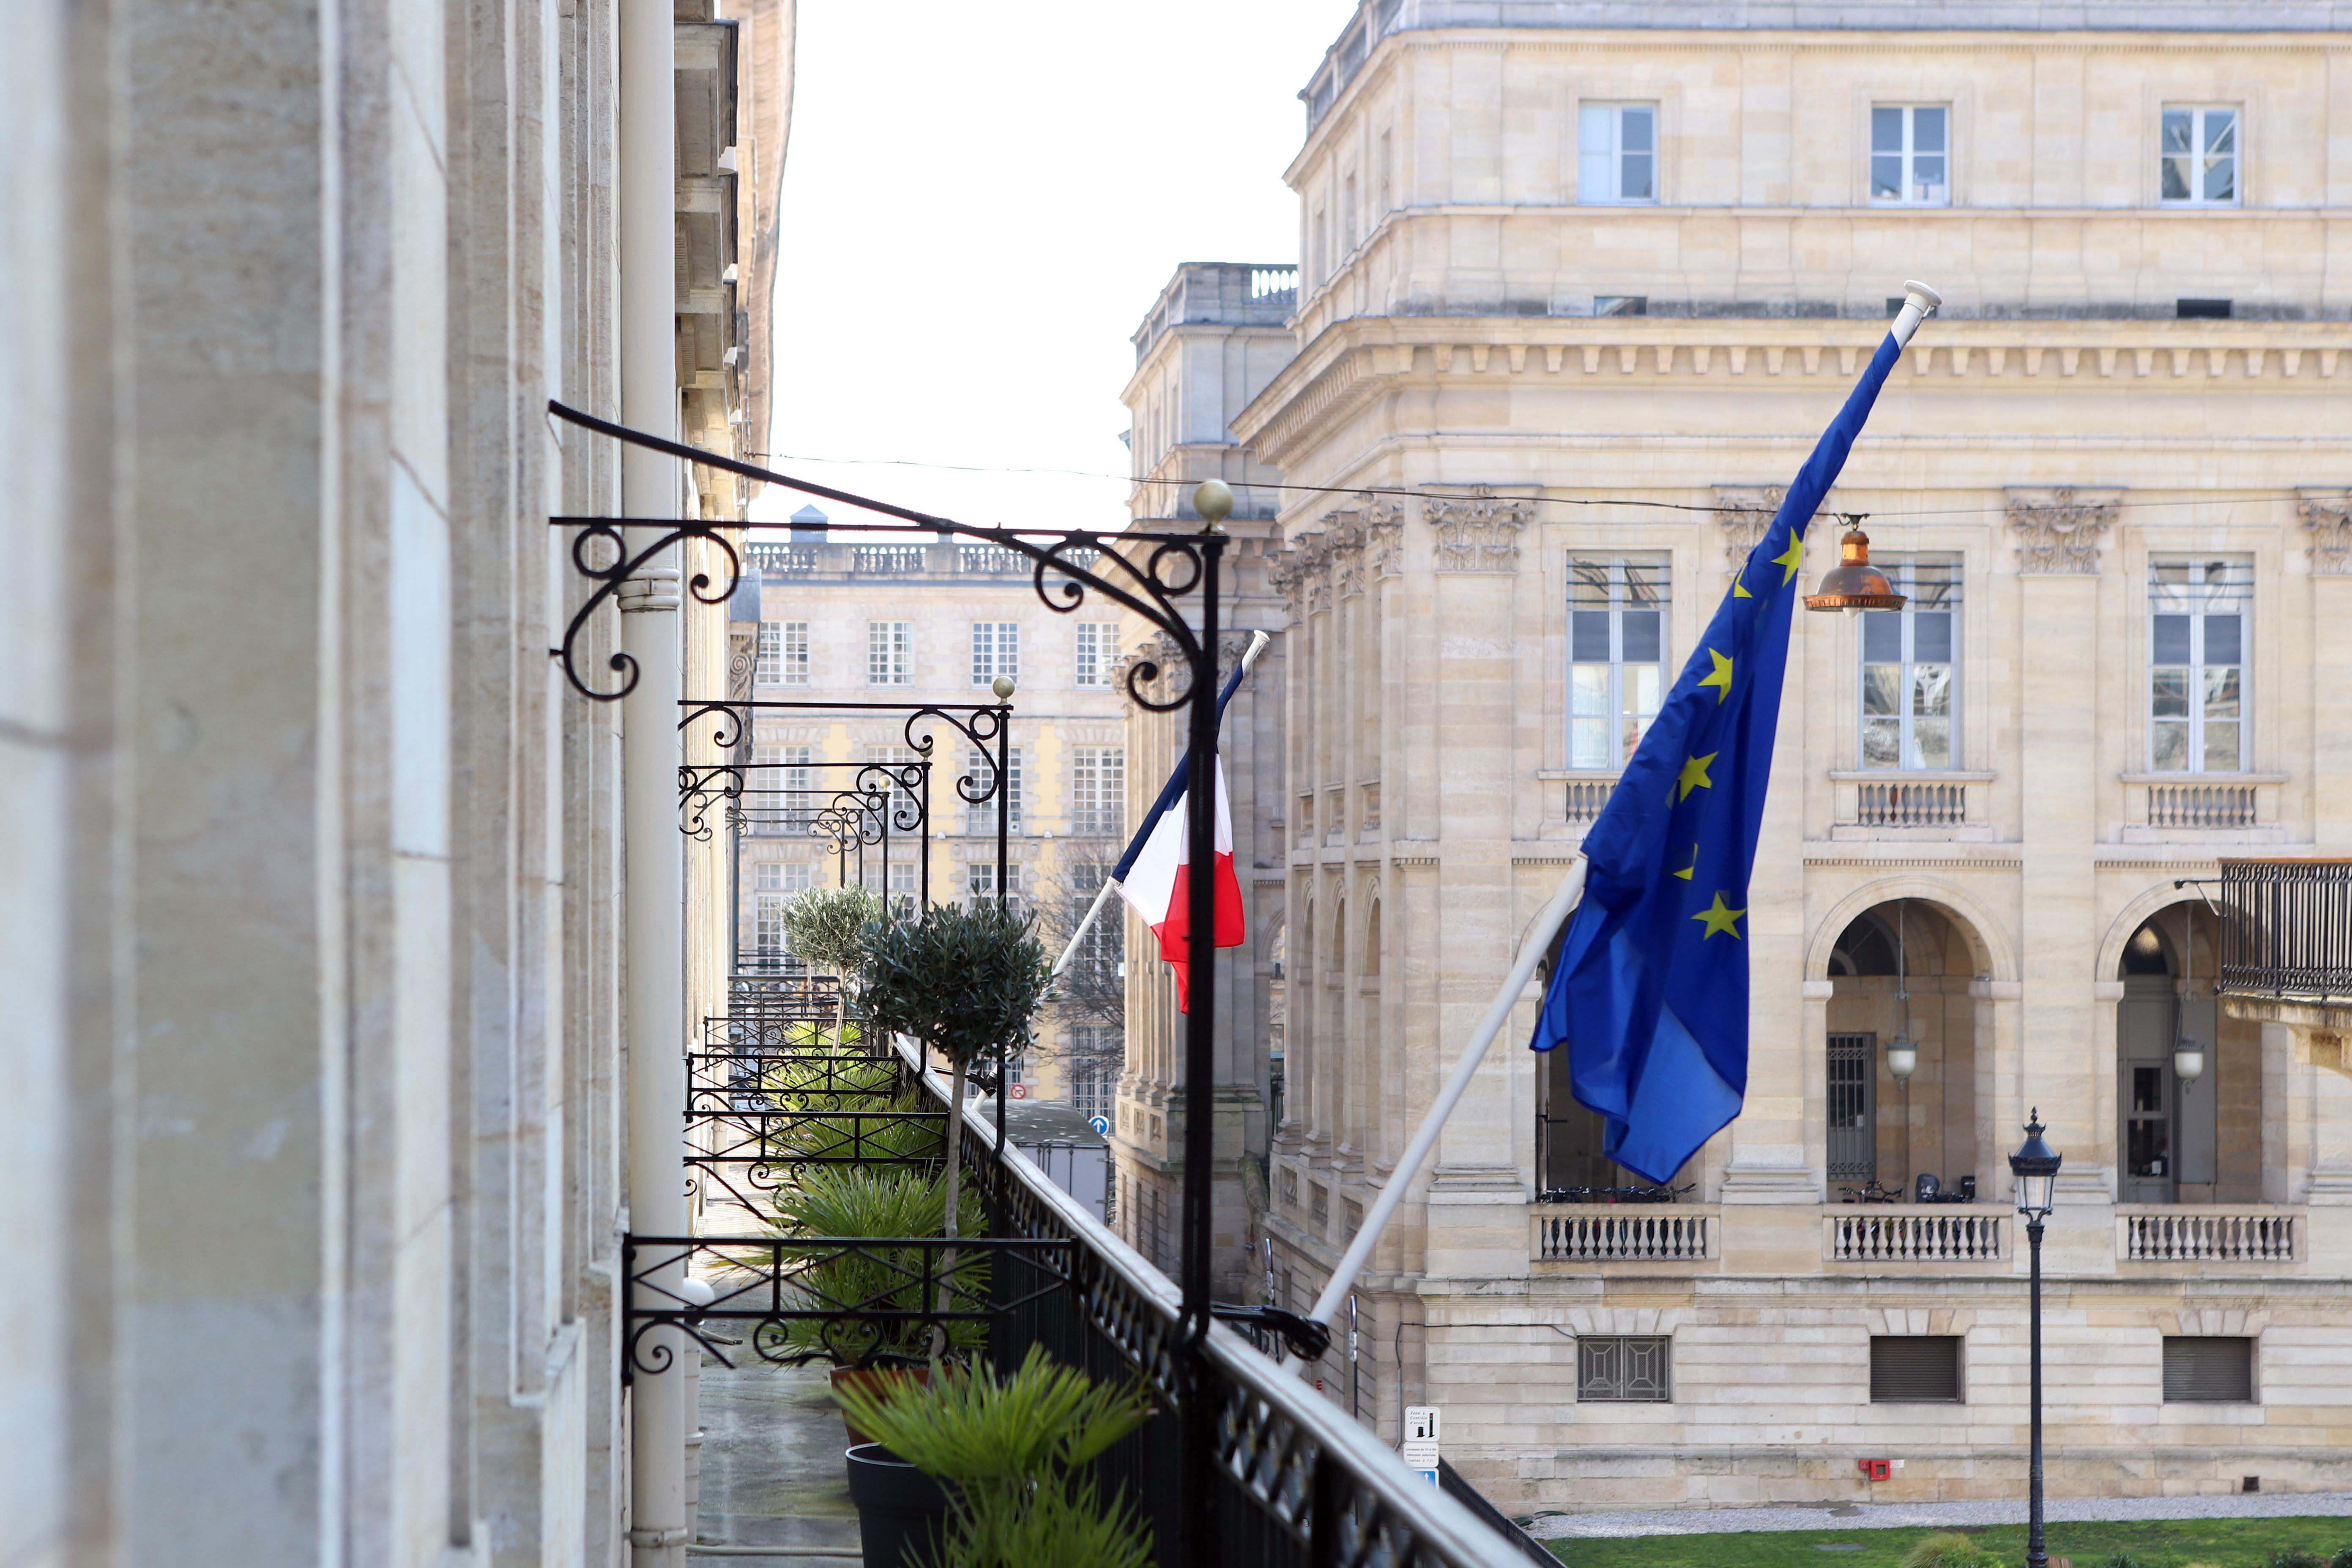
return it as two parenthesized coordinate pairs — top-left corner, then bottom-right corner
(1364, 497), (1408, 579)
(2299, 490), (2352, 576)
(1425, 488), (1534, 573)
(1711, 485), (1786, 569)
(2007, 487), (2122, 575)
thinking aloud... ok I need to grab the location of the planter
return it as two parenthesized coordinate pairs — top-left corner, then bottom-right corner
(829, 1365), (930, 1447)
(844, 1443), (949, 1568)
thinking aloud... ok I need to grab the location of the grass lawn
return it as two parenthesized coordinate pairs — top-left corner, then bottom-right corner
(1539, 1515), (2352, 1568)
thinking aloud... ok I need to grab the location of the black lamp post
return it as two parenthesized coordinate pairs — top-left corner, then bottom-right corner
(2008, 1110), (2062, 1568)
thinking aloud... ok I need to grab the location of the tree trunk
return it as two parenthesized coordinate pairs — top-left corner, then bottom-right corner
(938, 1053), (965, 1321)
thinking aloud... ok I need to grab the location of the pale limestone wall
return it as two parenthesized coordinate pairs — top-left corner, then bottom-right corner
(1229, 9), (2352, 1506)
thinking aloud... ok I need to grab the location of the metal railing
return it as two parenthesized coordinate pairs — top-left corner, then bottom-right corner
(2219, 859), (2352, 999)
(1828, 1208), (2003, 1263)
(641, 1036), (1532, 1568)
(2120, 1207), (2297, 1263)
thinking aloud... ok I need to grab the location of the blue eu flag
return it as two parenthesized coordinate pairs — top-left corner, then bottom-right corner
(1529, 329), (1913, 1183)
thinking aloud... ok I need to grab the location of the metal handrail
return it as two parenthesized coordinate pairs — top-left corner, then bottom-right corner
(2218, 859), (2352, 1000)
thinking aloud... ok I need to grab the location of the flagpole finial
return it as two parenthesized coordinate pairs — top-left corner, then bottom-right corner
(1192, 479), (1233, 530)
(1891, 280), (1943, 349)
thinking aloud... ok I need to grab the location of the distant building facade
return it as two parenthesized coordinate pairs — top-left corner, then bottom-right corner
(1226, 0), (2352, 1512)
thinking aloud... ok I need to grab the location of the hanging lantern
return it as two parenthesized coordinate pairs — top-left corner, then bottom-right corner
(1804, 525), (1907, 616)
(1885, 1032), (1918, 1085)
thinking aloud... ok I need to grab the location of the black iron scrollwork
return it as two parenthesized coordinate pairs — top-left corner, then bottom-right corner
(550, 518), (744, 702)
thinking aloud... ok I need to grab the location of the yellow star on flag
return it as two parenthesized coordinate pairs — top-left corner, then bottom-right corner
(1772, 534), (1805, 586)
(1675, 751), (1717, 802)
(1732, 576), (1753, 599)
(1698, 647), (1735, 703)
(1673, 843), (1699, 881)
(1692, 891), (1747, 940)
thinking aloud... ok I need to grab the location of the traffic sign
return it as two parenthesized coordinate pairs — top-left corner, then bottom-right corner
(1088, 1114), (1111, 1136)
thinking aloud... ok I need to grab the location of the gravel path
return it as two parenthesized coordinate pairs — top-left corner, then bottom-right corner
(1524, 1490), (2352, 1540)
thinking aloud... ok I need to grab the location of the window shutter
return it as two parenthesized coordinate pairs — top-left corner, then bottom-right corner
(2163, 1337), (2254, 1403)
(1870, 1336), (1963, 1402)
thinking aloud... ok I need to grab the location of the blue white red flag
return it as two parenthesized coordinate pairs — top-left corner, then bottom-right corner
(1114, 659), (1250, 1011)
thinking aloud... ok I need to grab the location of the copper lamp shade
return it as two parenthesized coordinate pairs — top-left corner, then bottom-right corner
(1803, 527), (1907, 613)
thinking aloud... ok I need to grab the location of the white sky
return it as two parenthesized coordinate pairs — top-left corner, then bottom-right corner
(755, 2), (1347, 536)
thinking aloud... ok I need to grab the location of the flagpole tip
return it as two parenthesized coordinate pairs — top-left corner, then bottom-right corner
(1193, 479), (1233, 528)
(1903, 280), (1943, 312)
(1890, 280), (1943, 350)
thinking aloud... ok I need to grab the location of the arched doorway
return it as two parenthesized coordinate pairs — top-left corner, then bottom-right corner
(1825, 900), (1981, 1200)
(2114, 903), (2255, 1204)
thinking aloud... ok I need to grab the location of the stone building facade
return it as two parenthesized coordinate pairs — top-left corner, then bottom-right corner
(0, 0), (785, 1560)
(734, 532), (1132, 1113)
(1231, 0), (2352, 1511)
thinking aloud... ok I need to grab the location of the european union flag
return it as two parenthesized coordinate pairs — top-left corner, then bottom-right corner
(1529, 325), (1918, 1183)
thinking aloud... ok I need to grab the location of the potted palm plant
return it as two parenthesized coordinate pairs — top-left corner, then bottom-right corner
(779, 882), (883, 1034)
(857, 900), (1052, 1306)
(833, 1345), (1155, 1568)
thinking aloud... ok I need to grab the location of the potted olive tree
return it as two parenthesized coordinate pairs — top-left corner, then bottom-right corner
(779, 883), (883, 1034)
(857, 900), (1051, 1305)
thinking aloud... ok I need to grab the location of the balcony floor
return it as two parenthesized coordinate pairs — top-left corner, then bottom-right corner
(694, 1357), (861, 1561)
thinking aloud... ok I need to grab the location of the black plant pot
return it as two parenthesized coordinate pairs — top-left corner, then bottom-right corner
(845, 1442), (949, 1568)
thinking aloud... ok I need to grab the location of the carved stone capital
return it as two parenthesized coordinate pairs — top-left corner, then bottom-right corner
(1326, 512), (1367, 598)
(2007, 487), (2122, 575)
(1425, 488), (1534, 573)
(1712, 485), (1786, 569)
(2300, 489), (2352, 576)
(1364, 497), (1408, 578)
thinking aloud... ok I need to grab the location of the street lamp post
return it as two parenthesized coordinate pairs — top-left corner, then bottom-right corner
(2008, 1110), (2063, 1568)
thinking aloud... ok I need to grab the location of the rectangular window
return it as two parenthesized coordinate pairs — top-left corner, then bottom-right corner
(968, 747), (1023, 835)
(1827, 1032), (1877, 1182)
(2163, 1336), (2255, 1403)
(1568, 557), (1671, 769)
(756, 744), (813, 833)
(1859, 558), (1960, 770)
(754, 894), (787, 955)
(1871, 1336), (1964, 1403)
(1075, 623), (1120, 689)
(1071, 747), (1125, 837)
(754, 861), (785, 892)
(2162, 107), (2238, 205)
(967, 861), (1020, 907)
(869, 621), (913, 686)
(1871, 105), (1950, 206)
(868, 744), (924, 830)
(2149, 560), (2249, 773)
(1578, 104), (1656, 205)
(1578, 1335), (1672, 1402)
(971, 621), (1019, 686)
(778, 621), (809, 685)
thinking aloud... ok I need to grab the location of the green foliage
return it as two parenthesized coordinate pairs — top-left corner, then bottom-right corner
(2101, 1554), (2150, 1568)
(1898, 1534), (2005, 1568)
(2270, 1552), (2328, 1568)
(859, 900), (1053, 1072)
(780, 884), (885, 979)
(759, 1040), (943, 1165)
(832, 1346), (1156, 1568)
(768, 1166), (985, 1365)
(1541, 1519), (2352, 1568)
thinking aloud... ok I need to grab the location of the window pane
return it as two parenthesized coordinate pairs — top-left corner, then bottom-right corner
(1571, 716), (1611, 769)
(2204, 720), (2241, 772)
(2203, 613), (2241, 665)
(1862, 666), (1903, 716)
(1621, 107), (1652, 153)
(1862, 716), (1902, 769)
(2152, 615), (2192, 665)
(2151, 720), (2190, 772)
(2161, 157), (2191, 202)
(1872, 106), (1904, 153)
(1618, 715), (1644, 765)
(2163, 110), (2194, 154)
(1871, 154), (1904, 201)
(1579, 104), (1614, 200)
(1620, 610), (1660, 663)
(1571, 662), (1610, 714)
(1620, 152), (1654, 202)
(1914, 107), (1946, 153)
(2206, 155), (2234, 204)
(1862, 612), (1903, 662)
(1911, 665), (1952, 718)
(2151, 668), (2190, 718)
(1912, 612), (1952, 663)
(1625, 664), (1662, 719)
(1912, 715), (1952, 770)
(1914, 156), (1945, 194)
(1572, 610), (1614, 662)
(2202, 665), (2240, 719)
(2205, 109), (2236, 155)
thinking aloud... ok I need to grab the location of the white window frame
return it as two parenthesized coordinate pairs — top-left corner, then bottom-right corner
(868, 621), (913, 686)
(2161, 106), (2239, 207)
(971, 621), (1019, 686)
(1071, 746), (1124, 837)
(1075, 623), (1119, 689)
(1578, 103), (1657, 206)
(1869, 104), (1950, 208)
(777, 621), (808, 686)
(968, 746), (1022, 835)
(756, 622), (782, 686)
(2148, 559), (2250, 774)
(754, 894), (787, 956)
(1857, 557), (1961, 771)
(1567, 556), (1671, 770)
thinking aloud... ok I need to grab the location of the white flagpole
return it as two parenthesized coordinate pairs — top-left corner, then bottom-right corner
(1051, 629), (1270, 978)
(1308, 857), (1586, 1328)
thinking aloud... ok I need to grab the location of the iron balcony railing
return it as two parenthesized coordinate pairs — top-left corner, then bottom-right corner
(640, 1034), (1533, 1568)
(2218, 859), (2352, 1000)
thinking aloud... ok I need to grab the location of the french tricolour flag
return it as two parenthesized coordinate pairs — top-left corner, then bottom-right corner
(1112, 654), (1253, 1012)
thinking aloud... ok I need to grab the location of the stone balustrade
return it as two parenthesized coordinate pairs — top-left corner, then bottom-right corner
(1534, 1204), (1715, 1263)
(2119, 1206), (2299, 1263)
